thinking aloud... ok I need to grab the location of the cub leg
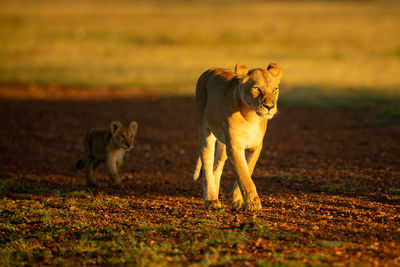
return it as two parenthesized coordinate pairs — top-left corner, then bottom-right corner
(227, 143), (262, 211)
(199, 128), (221, 209)
(85, 159), (99, 188)
(106, 155), (121, 188)
(213, 141), (227, 197)
(116, 156), (123, 171)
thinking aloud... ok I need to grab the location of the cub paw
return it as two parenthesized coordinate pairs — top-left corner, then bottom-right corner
(242, 197), (262, 211)
(86, 182), (97, 188)
(204, 200), (222, 210)
(109, 182), (122, 189)
(231, 199), (244, 211)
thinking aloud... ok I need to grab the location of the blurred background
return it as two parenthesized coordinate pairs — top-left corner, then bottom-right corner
(1, 0), (399, 101)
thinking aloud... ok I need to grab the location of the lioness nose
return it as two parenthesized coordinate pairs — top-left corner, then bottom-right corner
(263, 103), (275, 110)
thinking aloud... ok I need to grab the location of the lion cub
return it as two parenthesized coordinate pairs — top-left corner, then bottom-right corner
(76, 121), (138, 188)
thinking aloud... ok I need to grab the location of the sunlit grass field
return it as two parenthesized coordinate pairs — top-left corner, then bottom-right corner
(0, 0), (399, 97)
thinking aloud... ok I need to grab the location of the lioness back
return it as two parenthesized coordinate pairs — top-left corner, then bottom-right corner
(196, 68), (238, 118)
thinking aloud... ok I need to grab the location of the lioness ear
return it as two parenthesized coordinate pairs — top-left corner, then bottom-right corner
(234, 63), (249, 76)
(267, 63), (282, 80)
(129, 121), (138, 134)
(110, 121), (122, 135)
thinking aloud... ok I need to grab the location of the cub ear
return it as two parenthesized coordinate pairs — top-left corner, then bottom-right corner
(267, 63), (282, 80)
(234, 63), (249, 76)
(110, 121), (122, 135)
(129, 121), (138, 134)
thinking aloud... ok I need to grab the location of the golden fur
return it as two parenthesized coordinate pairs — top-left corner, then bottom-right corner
(76, 121), (138, 187)
(194, 63), (282, 211)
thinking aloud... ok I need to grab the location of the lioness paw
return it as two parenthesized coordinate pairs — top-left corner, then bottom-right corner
(204, 200), (222, 210)
(231, 199), (244, 211)
(242, 197), (262, 211)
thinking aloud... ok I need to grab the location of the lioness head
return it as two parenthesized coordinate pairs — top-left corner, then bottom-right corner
(235, 63), (282, 119)
(110, 121), (138, 150)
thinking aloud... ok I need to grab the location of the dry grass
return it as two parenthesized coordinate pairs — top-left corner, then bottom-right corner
(0, 0), (399, 95)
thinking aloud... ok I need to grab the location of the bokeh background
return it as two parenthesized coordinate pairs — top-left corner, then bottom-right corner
(1, 0), (399, 100)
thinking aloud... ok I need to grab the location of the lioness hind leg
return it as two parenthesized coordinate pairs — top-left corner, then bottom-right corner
(213, 141), (227, 197)
(199, 128), (221, 209)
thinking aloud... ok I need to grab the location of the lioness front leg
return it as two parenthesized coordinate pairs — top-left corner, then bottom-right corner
(231, 181), (243, 210)
(199, 129), (221, 209)
(246, 144), (263, 177)
(227, 144), (262, 211)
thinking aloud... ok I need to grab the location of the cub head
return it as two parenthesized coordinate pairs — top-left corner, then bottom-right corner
(110, 121), (138, 150)
(235, 63), (282, 119)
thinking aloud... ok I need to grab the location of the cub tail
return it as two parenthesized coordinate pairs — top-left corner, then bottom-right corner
(193, 157), (203, 181)
(75, 159), (86, 171)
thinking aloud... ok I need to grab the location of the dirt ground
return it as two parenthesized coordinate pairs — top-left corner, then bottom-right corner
(1, 86), (400, 266)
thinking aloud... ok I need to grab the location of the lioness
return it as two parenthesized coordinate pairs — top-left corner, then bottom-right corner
(193, 63), (282, 211)
(76, 121), (138, 188)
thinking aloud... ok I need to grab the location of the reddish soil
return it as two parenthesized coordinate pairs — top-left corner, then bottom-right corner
(1, 87), (400, 265)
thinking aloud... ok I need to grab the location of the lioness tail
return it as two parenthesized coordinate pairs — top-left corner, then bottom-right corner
(193, 157), (202, 181)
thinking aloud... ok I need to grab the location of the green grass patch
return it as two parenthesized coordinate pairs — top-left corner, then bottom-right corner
(136, 224), (181, 232)
(0, 183), (388, 265)
(312, 240), (347, 248)
(199, 249), (251, 266)
(256, 251), (330, 267)
(109, 238), (180, 266)
(257, 259), (305, 267)
(0, 180), (92, 199)
(0, 180), (51, 194)
(57, 190), (88, 198)
(204, 230), (248, 246)
(238, 219), (270, 233)
(318, 178), (369, 193)
(262, 232), (298, 242)
(385, 188), (400, 201)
